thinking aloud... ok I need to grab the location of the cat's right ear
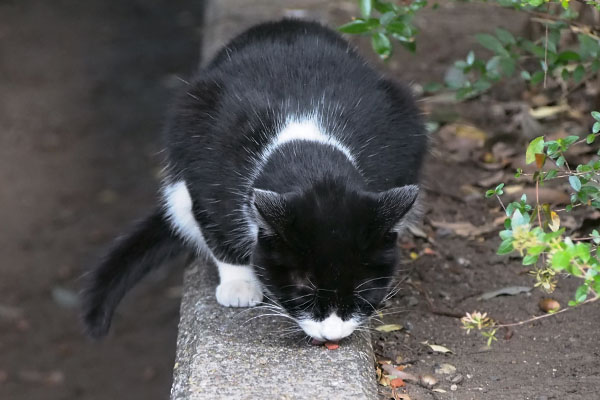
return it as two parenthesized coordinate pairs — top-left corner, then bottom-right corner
(252, 189), (293, 236)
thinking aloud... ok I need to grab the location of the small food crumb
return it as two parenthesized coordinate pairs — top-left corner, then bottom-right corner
(324, 342), (339, 350)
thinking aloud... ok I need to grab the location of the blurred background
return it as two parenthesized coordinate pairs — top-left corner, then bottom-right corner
(0, 1), (205, 399)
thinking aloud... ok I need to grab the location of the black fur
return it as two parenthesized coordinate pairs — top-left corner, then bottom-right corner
(82, 19), (426, 337)
(82, 210), (186, 338)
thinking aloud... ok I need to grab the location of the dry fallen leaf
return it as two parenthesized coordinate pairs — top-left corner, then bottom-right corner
(390, 378), (406, 388)
(529, 104), (570, 119)
(549, 211), (560, 232)
(421, 342), (454, 354)
(375, 324), (404, 333)
(381, 364), (419, 382)
(478, 286), (532, 300)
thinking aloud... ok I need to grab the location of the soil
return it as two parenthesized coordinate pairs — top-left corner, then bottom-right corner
(0, 1), (204, 399)
(362, 4), (600, 400)
(1, 1), (598, 400)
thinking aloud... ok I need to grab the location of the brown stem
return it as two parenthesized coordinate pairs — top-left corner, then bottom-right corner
(496, 295), (599, 328)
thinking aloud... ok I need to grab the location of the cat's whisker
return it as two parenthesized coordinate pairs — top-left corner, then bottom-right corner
(243, 312), (298, 325)
(355, 294), (378, 313)
(354, 276), (396, 290)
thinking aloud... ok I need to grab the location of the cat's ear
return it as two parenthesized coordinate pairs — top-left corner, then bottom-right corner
(252, 189), (294, 235)
(375, 184), (420, 233)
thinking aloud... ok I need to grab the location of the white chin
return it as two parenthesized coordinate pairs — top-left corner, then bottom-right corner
(298, 313), (360, 342)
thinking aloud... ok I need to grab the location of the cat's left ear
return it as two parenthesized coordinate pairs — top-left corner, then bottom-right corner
(375, 185), (420, 233)
(252, 189), (294, 236)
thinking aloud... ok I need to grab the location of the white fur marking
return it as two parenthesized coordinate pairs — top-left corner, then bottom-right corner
(215, 261), (263, 307)
(298, 313), (360, 341)
(259, 116), (357, 170)
(162, 181), (211, 255)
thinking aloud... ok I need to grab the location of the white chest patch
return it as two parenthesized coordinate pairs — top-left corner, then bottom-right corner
(298, 313), (360, 342)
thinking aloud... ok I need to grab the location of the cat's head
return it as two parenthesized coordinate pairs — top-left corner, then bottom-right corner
(251, 179), (418, 342)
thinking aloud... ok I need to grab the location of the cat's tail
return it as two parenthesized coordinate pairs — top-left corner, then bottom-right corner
(81, 208), (188, 338)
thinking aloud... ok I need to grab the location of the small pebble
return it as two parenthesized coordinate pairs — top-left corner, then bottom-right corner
(433, 363), (456, 375)
(450, 384), (458, 391)
(420, 374), (438, 388)
(450, 374), (464, 384)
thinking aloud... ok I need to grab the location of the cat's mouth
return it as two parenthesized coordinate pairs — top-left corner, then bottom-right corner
(297, 313), (360, 342)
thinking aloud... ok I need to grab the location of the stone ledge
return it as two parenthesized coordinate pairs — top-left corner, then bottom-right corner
(170, 263), (377, 399)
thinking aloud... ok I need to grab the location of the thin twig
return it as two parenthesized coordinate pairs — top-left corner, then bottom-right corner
(496, 295), (599, 328)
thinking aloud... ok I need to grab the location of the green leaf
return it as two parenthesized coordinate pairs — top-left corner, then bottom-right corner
(592, 229), (600, 244)
(444, 66), (467, 89)
(587, 134), (597, 144)
(527, 245), (547, 256)
(569, 175), (582, 192)
(379, 11), (396, 26)
(592, 111), (600, 122)
(593, 122), (600, 134)
(495, 28), (516, 45)
(475, 33), (509, 57)
(544, 169), (558, 180)
(371, 32), (391, 59)
(499, 57), (516, 77)
(573, 65), (585, 83)
(495, 183), (505, 195)
(497, 239), (514, 255)
(522, 254), (539, 265)
(511, 209), (529, 228)
(551, 250), (571, 270)
(373, 0), (396, 13)
(338, 19), (375, 34)
(520, 70), (531, 81)
(574, 284), (588, 303)
(526, 136), (545, 164)
(530, 70), (545, 85)
(359, 0), (373, 18)
(386, 21), (410, 36)
(423, 82), (443, 93)
(557, 50), (581, 62)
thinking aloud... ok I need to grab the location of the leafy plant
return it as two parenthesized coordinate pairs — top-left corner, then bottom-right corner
(341, 0), (600, 99)
(467, 112), (600, 344)
(343, 0), (600, 345)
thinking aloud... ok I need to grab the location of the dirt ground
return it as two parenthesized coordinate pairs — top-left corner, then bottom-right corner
(1, 1), (599, 400)
(0, 1), (204, 399)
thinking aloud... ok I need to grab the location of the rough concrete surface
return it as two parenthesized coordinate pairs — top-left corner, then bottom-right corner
(171, 264), (377, 400)
(171, 1), (378, 399)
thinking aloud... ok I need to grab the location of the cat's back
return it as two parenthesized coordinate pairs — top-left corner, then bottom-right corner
(168, 19), (425, 192)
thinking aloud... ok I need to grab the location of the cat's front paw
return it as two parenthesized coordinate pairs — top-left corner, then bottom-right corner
(216, 280), (263, 307)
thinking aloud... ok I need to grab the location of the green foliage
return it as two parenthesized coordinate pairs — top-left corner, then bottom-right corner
(341, 0), (600, 98)
(489, 113), (600, 305)
(338, 0), (427, 58)
(345, 0), (600, 345)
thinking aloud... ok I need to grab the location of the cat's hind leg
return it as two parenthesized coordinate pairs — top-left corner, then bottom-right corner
(215, 261), (263, 307)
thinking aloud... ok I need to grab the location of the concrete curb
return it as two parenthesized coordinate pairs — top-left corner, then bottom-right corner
(170, 1), (378, 398)
(170, 264), (377, 399)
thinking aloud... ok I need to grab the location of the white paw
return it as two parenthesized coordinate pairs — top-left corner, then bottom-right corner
(215, 280), (263, 307)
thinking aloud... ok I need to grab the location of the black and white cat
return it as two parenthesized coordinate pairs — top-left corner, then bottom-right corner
(83, 19), (426, 342)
